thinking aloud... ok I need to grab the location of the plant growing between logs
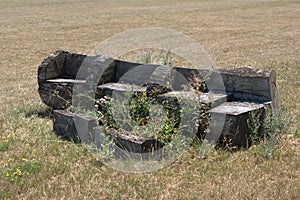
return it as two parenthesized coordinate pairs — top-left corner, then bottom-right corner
(247, 106), (291, 158)
(94, 91), (182, 144)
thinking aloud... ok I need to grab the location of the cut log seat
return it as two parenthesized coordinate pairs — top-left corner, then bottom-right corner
(39, 78), (86, 109)
(96, 82), (147, 99)
(38, 51), (278, 111)
(39, 51), (279, 150)
(53, 109), (164, 158)
(161, 91), (232, 108)
(38, 51), (116, 109)
(172, 66), (278, 111)
(208, 101), (271, 147)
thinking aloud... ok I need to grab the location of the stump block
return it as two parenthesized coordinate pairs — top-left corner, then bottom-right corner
(208, 101), (270, 147)
(53, 110), (78, 140)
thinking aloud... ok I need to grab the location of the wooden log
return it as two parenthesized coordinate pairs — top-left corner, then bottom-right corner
(208, 101), (271, 147)
(40, 51), (279, 150)
(38, 51), (86, 84)
(115, 61), (159, 85)
(38, 82), (74, 110)
(172, 66), (278, 111)
(53, 109), (164, 157)
(53, 110), (98, 143)
(73, 114), (98, 145)
(53, 110), (79, 141)
(38, 51), (278, 112)
(38, 51), (64, 85)
(96, 82), (146, 99)
(38, 51), (116, 109)
(107, 128), (164, 154)
(93, 127), (165, 160)
(161, 91), (231, 108)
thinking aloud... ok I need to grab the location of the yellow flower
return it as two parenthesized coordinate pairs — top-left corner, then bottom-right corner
(1, 136), (6, 140)
(14, 168), (22, 176)
(25, 143), (30, 147)
(4, 139), (9, 143)
(11, 133), (15, 138)
(22, 158), (28, 162)
(7, 135), (11, 139)
(5, 172), (10, 177)
(8, 158), (14, 162)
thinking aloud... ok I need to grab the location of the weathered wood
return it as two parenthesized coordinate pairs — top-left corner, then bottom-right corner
(73, 114), (98, 145)
(40, 51), (279, 150)
(161, 91), (231, 108)
(107, 128), (164, 154)
(38, 51), (116, 109)
(53, 110), (98, 143)
(208, 101), (270, 147)
(116, 61), (159, 85)
(93, 127), (165, 160)
(53, 110), (164, 156)
(38, 82), (74, 110)
(38, 51), (66, 84)
(38, 51), (278, 111)
(172, 66), (278, 110)
(149, 65), (173, 85)
(115, 60), (149, 82)
(160, 91), (232, 139)
(96, 82), (146, 99)
(53, 110), (79, 140)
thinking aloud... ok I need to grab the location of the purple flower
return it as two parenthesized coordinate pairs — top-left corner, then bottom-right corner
(94, 104), (99, 109)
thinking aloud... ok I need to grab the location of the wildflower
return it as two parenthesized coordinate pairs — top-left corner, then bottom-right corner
(96, 100), (100, 104)
(14, 168), (22, 176)
(25, 143), (30, 147)
(7, 135), (11, 139)
(99, 98), (106, 103)
(17, 169), (22, 176)
(8, 158), (14, 162)
(95, 104), (99, 109)
(11, 133), (15, 138)
(4, 139), (9, 143)
(5, 172), (10, 177)
(1, 136), (6, 140)
(22, 158), (28, 162)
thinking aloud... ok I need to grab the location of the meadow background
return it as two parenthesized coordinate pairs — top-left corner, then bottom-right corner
(0, 0), (299, 199)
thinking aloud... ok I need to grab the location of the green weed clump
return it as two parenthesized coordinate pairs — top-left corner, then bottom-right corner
(94, 92), (180, 144)
(0, 133), (15, 152)
(248, 106), (292, 159)
(0, 138), (42, 183)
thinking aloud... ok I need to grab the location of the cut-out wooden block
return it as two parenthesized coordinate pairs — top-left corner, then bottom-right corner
(208, 101), (270, 147)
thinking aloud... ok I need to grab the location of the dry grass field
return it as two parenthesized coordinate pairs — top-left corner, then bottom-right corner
(0, 0), (299, 199)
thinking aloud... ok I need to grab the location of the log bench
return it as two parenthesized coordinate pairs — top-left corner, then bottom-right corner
(38, 51), (279, 153)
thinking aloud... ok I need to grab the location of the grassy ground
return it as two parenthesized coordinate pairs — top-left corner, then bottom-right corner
(0, 0), (299, 199)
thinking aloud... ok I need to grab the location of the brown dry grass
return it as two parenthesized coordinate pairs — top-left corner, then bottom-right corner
(0, 0), (299, 199)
